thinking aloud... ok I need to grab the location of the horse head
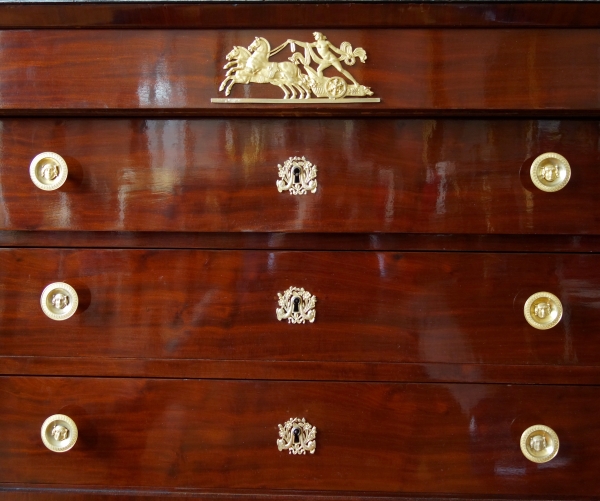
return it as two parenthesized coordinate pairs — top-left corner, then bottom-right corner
(225, 46), (240, 61)
(226, 45), (251, 63)
(249, 37), (270, 55)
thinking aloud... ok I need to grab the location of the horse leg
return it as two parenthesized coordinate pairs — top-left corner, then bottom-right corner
(291, 68), (312, 98)
(302, 81), (312, 98)
(225, 79), (236, 96)
(287, 83), (297, 99)
(275, 82), (290, 99)
(226, 66), (242, 76)
(219, 76), (232, 92)
(291, 83), (305, 99)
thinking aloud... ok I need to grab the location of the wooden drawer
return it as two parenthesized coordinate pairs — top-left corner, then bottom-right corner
(0, 376), (598, 496)
(1, 248), (599, 367)
(2, 119), (599, 234)
(0, 29), (600, 113)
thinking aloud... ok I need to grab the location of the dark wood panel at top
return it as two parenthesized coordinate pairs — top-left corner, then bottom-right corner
(1, 30), (600, 113)
(2, 249), (600, 367)
(3, 3), (600, 29)
(3, 119), (600, 234)
(1, 377), (600, 496)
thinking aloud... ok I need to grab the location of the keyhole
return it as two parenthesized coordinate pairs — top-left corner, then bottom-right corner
(293, 297), (301, 313)
(293, 427), (301, 444)
(293, 167), (301, 184)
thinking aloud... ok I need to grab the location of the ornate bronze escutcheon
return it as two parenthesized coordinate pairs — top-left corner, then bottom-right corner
(277, 417), (317, 454)
(276, 286), (317, 324)
(276, 156), (318, 195)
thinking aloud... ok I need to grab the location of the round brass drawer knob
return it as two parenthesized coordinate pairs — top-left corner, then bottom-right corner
(29, 152), (68, 191)
(530, 152), (571, 192)
(524, 291), (563, 330)
(520, 424), (559, 463)
(40, 282), (78, 321)
(41, 414), (78, 453)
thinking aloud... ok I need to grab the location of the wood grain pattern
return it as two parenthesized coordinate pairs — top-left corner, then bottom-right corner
(0, 30), (600, 114)
(2, 3), (600, 29)
(3, 119), (600, 234)
(1, 249), (600, 367)
(1, 377), (599, 495)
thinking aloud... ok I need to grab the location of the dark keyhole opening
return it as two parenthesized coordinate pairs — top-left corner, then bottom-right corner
(293, 427), (301, 444)
(293, 297), (301, 313)
(293, 167), (301, 184)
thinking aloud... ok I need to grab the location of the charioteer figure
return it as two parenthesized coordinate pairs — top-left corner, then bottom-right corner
(287, 32), (361, 87)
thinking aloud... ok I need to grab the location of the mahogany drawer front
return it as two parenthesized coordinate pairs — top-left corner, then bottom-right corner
(2, 248), (600, 366)
(0, 376), (597, 496)
(3, 118), (599, 234)
(0, 29), (600, 112)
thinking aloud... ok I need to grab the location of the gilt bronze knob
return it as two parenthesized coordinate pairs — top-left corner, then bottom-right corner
(40, 282), (78, 321)
(530, 152), (570, 192)
(41, 414), (78, 453)
(30, 152), (68, 191)
(524, 291), (563, 330)
(521, 424), (559, 463)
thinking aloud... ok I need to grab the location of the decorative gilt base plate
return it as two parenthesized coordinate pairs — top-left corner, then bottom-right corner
(211, 98), (380, 104)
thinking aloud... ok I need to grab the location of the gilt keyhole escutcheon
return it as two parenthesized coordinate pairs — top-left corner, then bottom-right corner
(276, 286), (317, 324)
(276, 156), (318, 195)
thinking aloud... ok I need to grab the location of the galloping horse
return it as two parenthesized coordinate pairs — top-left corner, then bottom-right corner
(218, 38), (311, 99)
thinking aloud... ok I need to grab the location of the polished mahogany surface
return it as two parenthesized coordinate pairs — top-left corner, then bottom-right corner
(2, 119), (599, 234)
(0, 377), (598, 495)
(0, 30), (600, 114)
(1, 248), (599, 366)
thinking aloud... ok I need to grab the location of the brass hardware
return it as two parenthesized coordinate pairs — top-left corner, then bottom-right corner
(29, 152), (68, 191)
(524, 291), (563, 330)
(530, 152), (571, 192)
(214, 32), (379, 103)
(277, 157), (318, 195)
(276, 286), (316, 324)
(520, 425), (559, 463)
(277, 417), (317, 454)
(41, 414), (78, 453)
(40, 282), (79, 321)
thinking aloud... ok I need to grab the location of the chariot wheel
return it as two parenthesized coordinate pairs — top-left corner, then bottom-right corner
(325, 76), (347, 99)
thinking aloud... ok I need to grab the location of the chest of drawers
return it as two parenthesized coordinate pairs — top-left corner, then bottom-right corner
(1, 2), (600, 500)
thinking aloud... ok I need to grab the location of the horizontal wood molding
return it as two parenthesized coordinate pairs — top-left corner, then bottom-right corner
(1, 3), (600, 29)
(2, 356), (600, 385)
(1, 232), (600, 253)
(0, 486), (587, 500)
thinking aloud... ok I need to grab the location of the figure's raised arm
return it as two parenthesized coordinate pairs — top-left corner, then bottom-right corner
(327, 42), (346, 57)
